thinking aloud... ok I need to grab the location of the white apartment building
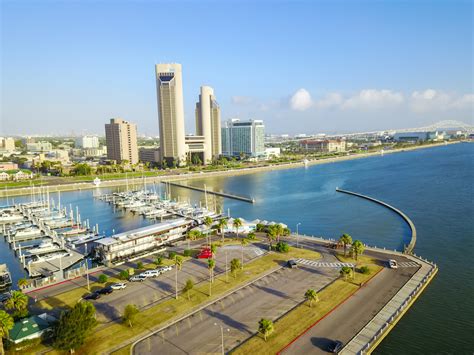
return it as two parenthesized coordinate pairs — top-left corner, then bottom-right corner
(221, 119), (265, 158)
(76, 136), (99, 149)
(0, 137), (15, 152)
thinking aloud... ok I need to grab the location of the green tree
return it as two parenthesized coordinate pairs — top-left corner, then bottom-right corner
(208, 259), (216, 296)
(154, 256), (163, 266)
(168, 251), (177, 260)
(241, 238), (248, 270)
(4, 291), (28, 320)
(17, 278), (28, 290)
(350, 240), (365, 261)
(340, 266), (352, 281)
(233, 218), (243, 238)
(230, 258), (241, 278)
(136, 261), (144, 270)
(274, 241), (290, 253)
(217, 218), (228, 243)
(273, 223), (284, 242)
(247, 232), (256, 240)
(266, 226), (277, 251)
(304, 289), (319, 307)
(210, 243), (217, 257)
(187, 229), (201, 250)
(339, 233), (353, 257)
(98, 274), (108, 284)
(258, 318), (274, 341)
(182, 279), (194, 301)
(72, 163), (92, 176)
(122, 304), (139, 328)
(0, 310), (14, 355)
(53, 301), (97, 353)
(174, 256), (183, 299)
(118, 270), (129, 280)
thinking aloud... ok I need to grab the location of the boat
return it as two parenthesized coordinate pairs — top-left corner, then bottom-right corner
(13, 226), (41, 238)
(0, 213), (24, 224)
(26, 241), (60, 255)
(62, 227), (88, 236)
(0, 264), (12, 288)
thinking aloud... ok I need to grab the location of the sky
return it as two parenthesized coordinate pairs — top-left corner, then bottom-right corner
(1, 0), (473, 136)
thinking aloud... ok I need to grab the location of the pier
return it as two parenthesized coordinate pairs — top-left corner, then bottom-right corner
(164, 181), (255, 204)
(335, 188), (417, 254)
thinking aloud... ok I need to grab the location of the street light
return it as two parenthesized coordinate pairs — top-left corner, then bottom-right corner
(296, 223), (301, 248)
(214, 323), (230, 355)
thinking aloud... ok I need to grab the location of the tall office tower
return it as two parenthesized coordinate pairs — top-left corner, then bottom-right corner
(155, 63), (186, 166)
(105, 118), (139, 164)
(195, 86), (222, 163)
(221, 119), (265, 158)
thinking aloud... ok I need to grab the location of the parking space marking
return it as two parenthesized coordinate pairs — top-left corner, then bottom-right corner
(295, 258), (355, 268)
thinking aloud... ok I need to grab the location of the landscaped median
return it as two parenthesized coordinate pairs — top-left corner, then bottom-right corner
(38, 247), (320, 354)
(231, 254), (383, 355)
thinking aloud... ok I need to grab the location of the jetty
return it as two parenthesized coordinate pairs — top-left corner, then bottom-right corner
(164, 181), (255, 204)
(335, 188), (417, 254)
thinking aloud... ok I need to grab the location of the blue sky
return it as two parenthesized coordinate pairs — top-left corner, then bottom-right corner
(1, 0), (473, 135)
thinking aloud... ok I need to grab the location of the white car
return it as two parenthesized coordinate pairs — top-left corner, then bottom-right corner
(129, 275), (147, 282)
(158, 265), (172, 273)
(388, 259), (398, 269)
(140, 270), (160, 278)
(111, 283), (127, 290)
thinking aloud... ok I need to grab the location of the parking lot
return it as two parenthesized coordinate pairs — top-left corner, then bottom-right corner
(133, 259), (340, 354)
(88, 245), (266, 323)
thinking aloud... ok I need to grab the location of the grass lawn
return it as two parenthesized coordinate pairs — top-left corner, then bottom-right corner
(40, 247), (319, 354)
(232, 256), (383, 354)
(0, 180), (47, 189)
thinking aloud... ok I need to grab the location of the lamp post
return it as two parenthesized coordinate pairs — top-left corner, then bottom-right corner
(296, 223), (301, 248)
(214, 323), (230, 355)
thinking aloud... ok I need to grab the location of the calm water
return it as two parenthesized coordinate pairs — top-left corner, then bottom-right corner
(1, 143), (473, 353)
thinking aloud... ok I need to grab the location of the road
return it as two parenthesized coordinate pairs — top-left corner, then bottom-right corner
(281, 260), (418, 354)
(134, 263), (339, 354)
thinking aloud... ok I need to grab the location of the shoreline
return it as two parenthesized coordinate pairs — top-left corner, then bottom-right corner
(0, 141), (459, 198)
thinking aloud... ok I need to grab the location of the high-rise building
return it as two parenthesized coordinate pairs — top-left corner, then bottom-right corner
(75, 135), (99, 149)
(195, 86), (221, 163)
(105, 118), (139, 164)
(221, 119), (265, 158)
(155, 63), (186, 166)
(0, 137), (15, 152)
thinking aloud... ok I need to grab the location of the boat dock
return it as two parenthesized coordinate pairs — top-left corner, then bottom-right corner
(164, 181), (255, 203)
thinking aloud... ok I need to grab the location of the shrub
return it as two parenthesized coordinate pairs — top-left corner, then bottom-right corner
(247, 232), (256, 240)
(136, 261), (144, 270)
(168, 251), (177, 260)
(118, 270), (129, 280)
(154, 256), (163, 266)
(359, 266), (370, 274)
(98, 274), (108, 284)
(183, 249), (192, 257)
(274, 242), (290, 253)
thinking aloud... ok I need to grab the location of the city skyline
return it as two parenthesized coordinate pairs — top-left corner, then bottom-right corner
(1, 0), (473, 135)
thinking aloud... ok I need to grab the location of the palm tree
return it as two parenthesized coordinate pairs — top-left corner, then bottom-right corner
(210, 243), (217, 258)
(4, 291), (28, 319)
(182, 279), (194, 301)
(217, 218), (228, 243)
(339, 233), (353, 257)
(187, 230), (200, 250)
(350, 240), (365, 261)
(258, 318), (274, 341)
(233, 218), (243, 238)
(304, 289), (319, 307)
(17, 278), (28, 290)
(208, 259), (215, 296)
(204, 216), (213, 245)
(266, 226), (277, 251)
(230, 258), (241, 278)
(273, 224), (284, 242)
(241, 238), (248, 270)
(174, 256), (183, 299)
(0, 310), (14, 355)
(340, 266), (352, 281)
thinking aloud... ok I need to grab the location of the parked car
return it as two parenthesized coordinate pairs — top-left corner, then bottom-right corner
(97, 286), (114, 295)
(111, 283), (127, 290)
(158, 265), (172, 273)
(129, 275), (147, 282)
(286, 260), (298, 269)
(388, 259), (398, 269)
(83, 292), (101, 300)
(140, 270), (160, 278)
(328, 340), (343, 353)
(197, 248), (213, 259)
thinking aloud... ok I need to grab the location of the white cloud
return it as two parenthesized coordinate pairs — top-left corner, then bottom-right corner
(231, 96), (254, 105)
(342, 89), (404, 110)
(409, 89), (474, 112)
(290, 88), (313, 111)
(314, 92), (343, 109)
